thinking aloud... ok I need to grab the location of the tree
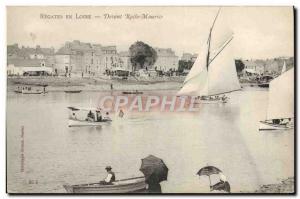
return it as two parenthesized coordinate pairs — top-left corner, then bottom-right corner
(129, 41), (157, 71)
(235, 59), (245, 74)
(178, 60), (194, 73)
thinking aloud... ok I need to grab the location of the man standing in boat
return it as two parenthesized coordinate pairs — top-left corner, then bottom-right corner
(99, 166), (116, 185)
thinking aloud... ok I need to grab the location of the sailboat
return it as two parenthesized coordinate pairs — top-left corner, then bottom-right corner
(177, 9), (241, 104)
(259, 67), (294, 131)
(281, 61), (287, 74)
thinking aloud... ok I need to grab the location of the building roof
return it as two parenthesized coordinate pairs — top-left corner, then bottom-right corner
(35, 46), (54, 55)
(119, 51), (130, 57)
(56, 47), (73, 55)
(101, 46), (117, 51)
(7, 44), (19, 55)
(7, 58), (47, 67)
(155, 48), (177, 57)
(22, 66), (53, 73)
(8, 44), (54, 58)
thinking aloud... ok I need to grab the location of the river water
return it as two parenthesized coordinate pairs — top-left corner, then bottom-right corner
(6, 87), (294, 193)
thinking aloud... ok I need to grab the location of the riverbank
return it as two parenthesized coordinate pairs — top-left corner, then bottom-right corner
(7, 76), (183, 92)
(7, 76), (262, 93)
(255, 177), (294, 193)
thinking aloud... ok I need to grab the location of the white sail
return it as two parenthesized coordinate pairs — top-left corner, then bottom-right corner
(177, 41), (209, 96)
(177, 8), (240, 97)
(206, 37), (241, 96)
(267, 67), (294, 120)
(281, 61), (287, 74)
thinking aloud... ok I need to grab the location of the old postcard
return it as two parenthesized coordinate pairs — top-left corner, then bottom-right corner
(6, 6), (294, 194)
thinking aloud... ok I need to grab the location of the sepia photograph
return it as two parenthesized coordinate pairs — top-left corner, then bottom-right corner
(6, 6), (295, 194)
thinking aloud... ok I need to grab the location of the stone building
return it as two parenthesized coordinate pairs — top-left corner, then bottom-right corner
(7, 44), (55, 75)
(181, 52), (198, 62)
(118, 51), (132, 72)
(55, 40), (119, 75)
(153, 48), (179, 72)
(101, 46), (119, 73)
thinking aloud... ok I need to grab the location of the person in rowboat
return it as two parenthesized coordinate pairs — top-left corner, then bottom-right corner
(96, 111), (102, 122)
(99, 166), (116, 185)
(86, 110), (95, 122)
(71, 112), (77, 120)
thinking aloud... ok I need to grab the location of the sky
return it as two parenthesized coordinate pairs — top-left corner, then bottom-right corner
(7, 6), (294, 59)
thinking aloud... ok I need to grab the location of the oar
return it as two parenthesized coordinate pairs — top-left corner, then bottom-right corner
(208, 175), (212, 191)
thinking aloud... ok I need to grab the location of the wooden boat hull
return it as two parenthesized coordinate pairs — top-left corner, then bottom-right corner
(259, 121), (294, 131)
(22, 90), (44, 94)
(194, 97), (228, 104)
(68, 119), (112, 127)
(258, 83), (269, 88)
(64, 90), (82, 93)
(63, 177), (146, 193)
(122, 91), (143, 95)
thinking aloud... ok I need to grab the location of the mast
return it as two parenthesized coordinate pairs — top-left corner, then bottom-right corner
(206, 7), (221, 96)
(206, 7), (221, 69)
(177, 7), (241, 97)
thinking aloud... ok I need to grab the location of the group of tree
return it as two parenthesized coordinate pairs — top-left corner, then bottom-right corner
(178, 60), (195, 73)
(128, 40), (246, 75)
(129, 41), (157, 71)
(235, 59), (245, 74)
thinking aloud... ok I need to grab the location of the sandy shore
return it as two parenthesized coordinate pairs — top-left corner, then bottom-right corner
(7, 76), (184, 92)
(255, 177), (294, 193)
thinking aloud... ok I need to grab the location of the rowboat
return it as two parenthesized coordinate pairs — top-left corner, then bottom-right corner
(64, 90), (82, 93)
(257, 75), (274, 88)
(68, 118), (112, 127)
(122, 91), (143, 95)
(259, 119), (294, 131)
(194, 96), (229, 104)
(177, 9), (241, 104)
(67, 107), (112, 127)
(22, 90), (44, 94)
(259, 67), (294, 131)
(14, 85), (46, 94)
(63, 176), (146, 193)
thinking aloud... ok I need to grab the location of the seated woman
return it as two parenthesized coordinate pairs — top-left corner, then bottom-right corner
(211, 173), (230, 193)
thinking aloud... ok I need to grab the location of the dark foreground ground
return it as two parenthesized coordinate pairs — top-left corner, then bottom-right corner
(255, 177), (294, 193)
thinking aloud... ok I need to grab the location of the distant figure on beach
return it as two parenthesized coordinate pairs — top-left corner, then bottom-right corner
(81, 72), (84, 78)
(110, 83), (113, 90)
(119, 109), (124, 118)
(99, 166), (116, 185)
